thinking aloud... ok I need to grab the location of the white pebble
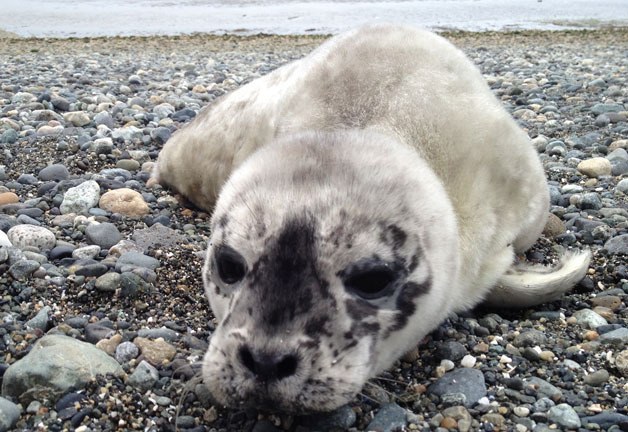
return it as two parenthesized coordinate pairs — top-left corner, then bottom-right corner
(461, 355), (476, 368)
(440, 359), (455, 371)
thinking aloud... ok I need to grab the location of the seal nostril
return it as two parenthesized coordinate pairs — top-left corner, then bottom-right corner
(238, 345), (298, 382)
(276, 354), (298, 380)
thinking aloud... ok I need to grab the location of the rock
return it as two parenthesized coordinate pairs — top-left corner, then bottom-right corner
(38, 164), (70, 181)
(523, 377), (562, 399)
(365, 403), (407, 432)
(577, 157), (612, 177)
(0, 396), (21, 432)
(300, 404), (357, 431)
(604, 234), (628, 255)
(72, 245), (101, 260)
(0, 231), (11, 248)
(9, 259), (41, 279)
(548, 403), (581, 429)
(116, 159), (140, 171)
(99, 188), (149, 217)
(85, 222), (121, 249)
(543, 213), (565, 238)
(615, 350), (628, 377)
(63, 111), (91, 127)
(112, 126), (142, 142)
(60, 180), (101, 214)
(1, 334), (123, 400)
(573, 309), (608, 329)
(95, 272), (121, 292)
(119, 272), (153, 298)
(127, 360), (159, 391)
(7, 224), (56, 251)
(90, 137), (114, 155)
(96, 334), (122, 356)
(133, 337), (176, 365)
(590, 295), (622, 311)
(0, 192), (19, 206)
(115, 251), (160, 271)
(583, 369), (609, 386)
(115, 341), (139, 364)
(599, 327), (628, 346)
(581, 412), (628, 429)
(618, 179), (628, 194)
(93, 111), (114, 128)
(25, 306), (51, 331)
(131, 223), (186, 251)
(590, 102), (624, 115)
(513, 329), (547, 347)
(435, 341), (467, 362)
(428, 368), (486, 407)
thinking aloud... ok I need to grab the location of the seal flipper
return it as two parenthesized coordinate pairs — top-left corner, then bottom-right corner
(485, 250), (591, 308)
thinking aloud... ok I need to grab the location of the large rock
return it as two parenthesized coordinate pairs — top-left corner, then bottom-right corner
(577, 157), (611, 178)
(0, 397), (21, 432)
(428, 368), (487, 407)
(7, 225), (56, 251)
(1, 335), (123, 400)
(99, 188), (149, 217)
(60, 180), (101, 214)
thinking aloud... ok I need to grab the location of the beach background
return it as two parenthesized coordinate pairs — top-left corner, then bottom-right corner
(1, 0), (628, 38)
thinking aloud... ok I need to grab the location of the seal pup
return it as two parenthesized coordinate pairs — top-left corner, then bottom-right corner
(151, 25), (591, 412)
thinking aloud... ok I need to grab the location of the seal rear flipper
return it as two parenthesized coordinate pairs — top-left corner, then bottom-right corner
(485, 250), (591, 308)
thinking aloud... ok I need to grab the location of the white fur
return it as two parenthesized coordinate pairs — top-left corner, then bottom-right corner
(152, 25), (591, 411)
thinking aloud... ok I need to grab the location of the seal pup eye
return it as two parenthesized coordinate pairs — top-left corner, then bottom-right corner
(215, 246), (247, 285)
(342, 260), (397, 300)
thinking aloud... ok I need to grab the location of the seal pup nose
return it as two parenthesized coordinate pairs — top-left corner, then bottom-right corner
(239, 345), (298, 382)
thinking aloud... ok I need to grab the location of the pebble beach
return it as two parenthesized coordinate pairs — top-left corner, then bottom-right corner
(0, 28), (627, 432)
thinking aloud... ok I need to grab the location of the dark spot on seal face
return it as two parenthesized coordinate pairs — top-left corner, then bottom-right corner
(217, 214), (229, 229)
(247, 215), (322, 328)
(379, 223), (407, 250)
(345, 298), (377, 320)
(305, 315), (330, 338)
(387, 277), (432, 334)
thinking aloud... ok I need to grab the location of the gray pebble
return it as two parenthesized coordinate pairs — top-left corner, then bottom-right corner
(85, 222), (122, 249)
(25, 306), (51, 331)
(0, 396), (22, 432)
(513, 329), (547, 347)
(95, 272), (121, 292)
(137, 327), (179, 341)
(72, 245), (101, 260)
(115, 251), (160, 271)
(599, 327), (628, 346)
(9, 259), (41, 279)
(60, 180), (101, 214)
(583, 369), (609, 386)
(90, 137), (114, 155)
(299, 404), (357, 431)
(547, 403), (581, 429)
(128, 360), (159, 391)
(366, 403), (407, 432)
(119, 272), (153, 298)
(573, 308), (608, 329)
(428, 368), (486, 407)
(94, 111), (114, 128)
(617, 178), (628, 194)
(581, 412), (628, 429)
(604, 234), (628, 255)
(115, 341), (139, 363)
(1, 334), (122, 399)
(38, 164), (70, 181)
(524, 377), (562, 400)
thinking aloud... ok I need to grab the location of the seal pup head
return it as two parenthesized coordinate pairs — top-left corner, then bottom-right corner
(201, 129), (459, 412)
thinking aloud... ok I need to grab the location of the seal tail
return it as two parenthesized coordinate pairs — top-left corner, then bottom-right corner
(485, 250), (591, 308)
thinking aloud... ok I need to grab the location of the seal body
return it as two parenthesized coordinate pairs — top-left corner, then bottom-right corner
(152, 25), (590, 412)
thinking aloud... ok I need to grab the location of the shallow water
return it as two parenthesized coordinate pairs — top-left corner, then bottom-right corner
(1, 0), (627, 37)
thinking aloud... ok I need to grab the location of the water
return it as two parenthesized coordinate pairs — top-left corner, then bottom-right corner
(1, 0), (627, 37)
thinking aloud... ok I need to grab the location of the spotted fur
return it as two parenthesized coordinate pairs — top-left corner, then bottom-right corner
(153, 25), (591, 412)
